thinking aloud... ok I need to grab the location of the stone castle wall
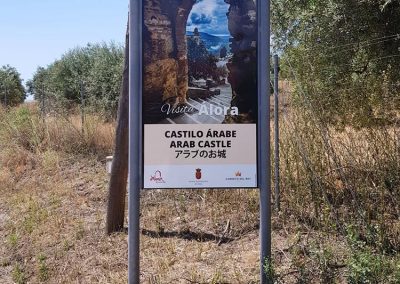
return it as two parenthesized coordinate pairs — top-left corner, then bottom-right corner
(143, 0), (195, 123)
(224, 0), (258, 123)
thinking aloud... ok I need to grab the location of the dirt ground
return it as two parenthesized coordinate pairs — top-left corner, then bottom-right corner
(0, 153), (349, 283)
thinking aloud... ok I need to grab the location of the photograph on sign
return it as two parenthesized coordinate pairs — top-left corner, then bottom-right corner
(142, 0), (258, 188)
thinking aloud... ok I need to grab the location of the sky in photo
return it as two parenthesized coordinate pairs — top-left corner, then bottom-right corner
(187, 0), (229, 36)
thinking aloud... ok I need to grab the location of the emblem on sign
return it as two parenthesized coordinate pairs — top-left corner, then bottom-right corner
(150, 170), (165, 183)
(195, 168), (202, 180)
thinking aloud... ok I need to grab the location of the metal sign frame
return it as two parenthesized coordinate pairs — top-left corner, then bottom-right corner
(128, 0), (270, 282)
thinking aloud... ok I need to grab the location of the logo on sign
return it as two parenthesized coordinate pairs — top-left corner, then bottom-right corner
(226, 170), (251, 181)
(195, 168), (202, 180)
(150, 170), (165, 183)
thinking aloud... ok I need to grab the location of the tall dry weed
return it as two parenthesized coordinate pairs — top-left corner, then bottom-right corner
(0, 104), (115, 193)
(0, 104), (114, 157)
(276, 84), (400, 254)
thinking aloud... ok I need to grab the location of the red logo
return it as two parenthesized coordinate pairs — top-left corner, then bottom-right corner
(235, 171), (242, 177)
(195, 168), (202, 180)
(150, 170), (165, 183)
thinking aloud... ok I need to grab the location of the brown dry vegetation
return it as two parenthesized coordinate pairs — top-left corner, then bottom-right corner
(0, 98), (399, 283)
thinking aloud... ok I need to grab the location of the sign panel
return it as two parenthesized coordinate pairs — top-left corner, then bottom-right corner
(142, 0), (258, 188)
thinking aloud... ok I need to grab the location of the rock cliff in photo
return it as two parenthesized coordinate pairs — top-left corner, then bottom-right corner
(143, 0), (196, 123)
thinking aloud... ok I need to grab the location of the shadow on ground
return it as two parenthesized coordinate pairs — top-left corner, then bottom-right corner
(141, 228), (234, 245)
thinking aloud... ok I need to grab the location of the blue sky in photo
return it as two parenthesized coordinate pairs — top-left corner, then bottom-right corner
(187, 0), (229, 36)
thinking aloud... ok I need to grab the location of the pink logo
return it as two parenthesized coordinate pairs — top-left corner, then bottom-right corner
(150, 170), (165, 183)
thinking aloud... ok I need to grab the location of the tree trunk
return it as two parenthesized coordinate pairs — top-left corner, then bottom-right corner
(106, 23), (129, 234)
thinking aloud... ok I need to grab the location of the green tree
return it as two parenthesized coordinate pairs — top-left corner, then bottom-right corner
(272, 0), (400, 127)
(29, 42), (124, 116)
(0, 65), (26, 107)
(26, 67), (48, 101)
(86, 42), (124, 116)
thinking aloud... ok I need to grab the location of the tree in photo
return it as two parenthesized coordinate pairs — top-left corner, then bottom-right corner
(220, 45), (228, 58)
(187, 33), (219, 83)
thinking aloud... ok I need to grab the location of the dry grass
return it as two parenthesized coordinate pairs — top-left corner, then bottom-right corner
(0, 104), (115, 156)
(1, 101), (399, 283)
(0, 159), (348, 283)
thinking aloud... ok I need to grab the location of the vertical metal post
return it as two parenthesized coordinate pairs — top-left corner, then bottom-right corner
(4, 84), (7, 107)
(80, 81), (85, 134)
(274, 55), (280, 212)
(41, 84), (45, 123)
(258, 0), (271, 283)
(128, 0), (142, 283)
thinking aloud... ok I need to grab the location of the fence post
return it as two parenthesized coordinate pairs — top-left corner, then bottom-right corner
(4, 84), (7, 107)
(41, 84), (45, 124)
(80, 81), (85, 134)
(274, 55), (280, 212)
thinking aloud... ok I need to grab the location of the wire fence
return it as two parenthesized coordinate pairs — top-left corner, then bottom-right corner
(271, 51), (400, 253)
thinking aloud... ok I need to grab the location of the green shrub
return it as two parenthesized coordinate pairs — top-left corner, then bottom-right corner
(347, 250), (395, 284)
(346, 225), (399, 283)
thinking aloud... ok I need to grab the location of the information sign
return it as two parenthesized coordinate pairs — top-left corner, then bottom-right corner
(142, 0), (258, 188)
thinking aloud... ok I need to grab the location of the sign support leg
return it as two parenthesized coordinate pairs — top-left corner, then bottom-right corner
(128, 0), (142, 283)
(258, 0), (271, 283)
